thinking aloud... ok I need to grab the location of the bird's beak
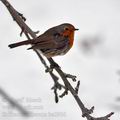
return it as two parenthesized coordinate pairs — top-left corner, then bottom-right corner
(74, 28), (79, 31)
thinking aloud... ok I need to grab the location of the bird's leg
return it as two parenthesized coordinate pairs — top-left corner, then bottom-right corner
(50, 62), (60, 70)
(48, 58), (77, 81)
(47, 58), (61, 70)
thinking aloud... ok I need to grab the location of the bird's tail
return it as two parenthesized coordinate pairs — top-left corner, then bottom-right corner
(8, 40), (34, 48)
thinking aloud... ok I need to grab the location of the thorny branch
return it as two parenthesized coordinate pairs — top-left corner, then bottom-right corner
(0, 0), (114, 119)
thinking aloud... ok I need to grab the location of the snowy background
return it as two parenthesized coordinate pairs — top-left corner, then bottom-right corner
(0, 0), (120, 120)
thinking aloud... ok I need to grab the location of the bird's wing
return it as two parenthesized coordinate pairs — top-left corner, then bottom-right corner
(28, 34), (69, 50)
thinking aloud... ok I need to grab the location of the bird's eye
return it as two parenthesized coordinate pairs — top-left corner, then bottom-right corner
(64, 27), (69, 31)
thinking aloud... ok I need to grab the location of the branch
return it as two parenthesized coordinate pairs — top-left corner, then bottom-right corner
(0, 0), (114, 119)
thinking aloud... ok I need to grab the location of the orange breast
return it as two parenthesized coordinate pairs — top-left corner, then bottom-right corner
(69, 32), (74, 48)
(62, 30), (75, 48)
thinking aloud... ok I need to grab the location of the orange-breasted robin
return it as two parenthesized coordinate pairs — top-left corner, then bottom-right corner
(8, 23), (78, 58)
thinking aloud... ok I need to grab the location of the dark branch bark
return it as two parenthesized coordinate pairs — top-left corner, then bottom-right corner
(0, 0), (114, 119)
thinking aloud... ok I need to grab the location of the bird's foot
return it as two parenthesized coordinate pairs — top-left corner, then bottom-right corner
(50, 62), (61, 70)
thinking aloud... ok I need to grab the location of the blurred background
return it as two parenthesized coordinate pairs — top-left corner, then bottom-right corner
(0, 0), (120, 120)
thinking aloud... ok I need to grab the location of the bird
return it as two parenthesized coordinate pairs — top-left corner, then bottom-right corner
(8, 23), (78, 58)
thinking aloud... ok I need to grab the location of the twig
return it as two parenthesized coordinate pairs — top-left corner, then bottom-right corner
(0, 0), (114, 119)
(75, 80), (80, 94)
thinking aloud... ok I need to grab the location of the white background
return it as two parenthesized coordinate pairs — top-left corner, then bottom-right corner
(0, 0), (120, 120)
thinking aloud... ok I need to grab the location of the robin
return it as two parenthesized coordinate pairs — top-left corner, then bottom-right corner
(8, 23), (78, 58)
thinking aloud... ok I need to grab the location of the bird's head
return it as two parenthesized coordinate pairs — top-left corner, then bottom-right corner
(58, 23), (79, 47)
(58, 23), (78, 37)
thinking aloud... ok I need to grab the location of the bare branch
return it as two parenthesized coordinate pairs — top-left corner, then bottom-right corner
(0, 0), (114, 119)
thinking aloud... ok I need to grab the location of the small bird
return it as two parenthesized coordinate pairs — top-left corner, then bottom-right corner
(8, 23), (78, 58)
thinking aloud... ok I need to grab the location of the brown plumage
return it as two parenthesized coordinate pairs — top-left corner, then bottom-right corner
(8, 23), (78, 58)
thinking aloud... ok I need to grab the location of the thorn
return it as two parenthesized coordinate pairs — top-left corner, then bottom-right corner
(75, 81), (80, 94)
(65, 73), (77, 82)
(106, 112), (114, 118)
(20, 27), (25, 37)
(17, 11), (26, 21)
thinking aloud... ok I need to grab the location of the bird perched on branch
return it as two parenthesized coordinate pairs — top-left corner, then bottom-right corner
(8, 23), (78, 58)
